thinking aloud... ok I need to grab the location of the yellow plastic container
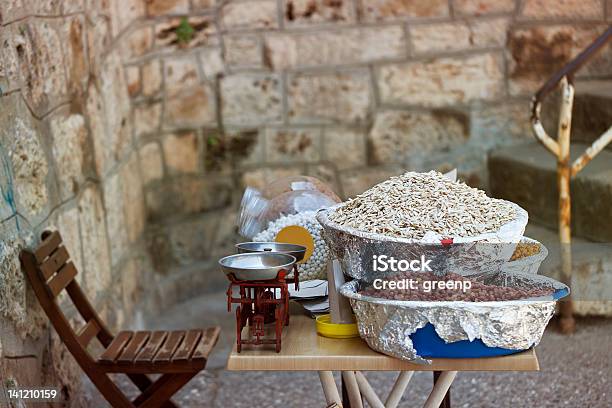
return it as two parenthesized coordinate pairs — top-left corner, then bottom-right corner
(315, 314), (359, 339)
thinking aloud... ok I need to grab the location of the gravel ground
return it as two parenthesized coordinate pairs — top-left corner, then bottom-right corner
(82, 292), (612, 407)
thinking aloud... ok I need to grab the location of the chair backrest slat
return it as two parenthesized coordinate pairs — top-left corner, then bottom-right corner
(77, 319), (102, 348)
(40, 245), (70, 280)
(34, 231), (62, 263)
(48, 262), (78, 298)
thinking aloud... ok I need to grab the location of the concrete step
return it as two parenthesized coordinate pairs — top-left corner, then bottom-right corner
(541, 79), (612, 150)
(524, 223), (612, 316)
(488, 142), (612, 242)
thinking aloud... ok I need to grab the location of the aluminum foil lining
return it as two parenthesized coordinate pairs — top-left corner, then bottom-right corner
(316, 202), (528, 281)
(340, 272), (568, 363)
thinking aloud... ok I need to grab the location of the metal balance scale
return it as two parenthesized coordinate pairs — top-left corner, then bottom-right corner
(220, 243), (306, 353)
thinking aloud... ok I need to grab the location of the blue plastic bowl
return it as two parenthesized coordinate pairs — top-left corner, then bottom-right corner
(410, 287), (570, 358)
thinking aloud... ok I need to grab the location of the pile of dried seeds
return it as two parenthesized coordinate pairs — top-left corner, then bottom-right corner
(329, 171), (516, 240)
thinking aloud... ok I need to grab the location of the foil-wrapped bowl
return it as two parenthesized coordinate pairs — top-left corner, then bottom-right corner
(317, 202), (529, 281)
(501, 237), (548, 275)
(340, 271), (569, 363)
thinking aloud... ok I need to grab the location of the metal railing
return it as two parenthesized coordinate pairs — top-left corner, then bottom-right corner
(530, 26), (612, 334)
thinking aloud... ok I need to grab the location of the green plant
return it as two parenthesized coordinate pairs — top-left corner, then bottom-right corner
(175, 18), (194, 44)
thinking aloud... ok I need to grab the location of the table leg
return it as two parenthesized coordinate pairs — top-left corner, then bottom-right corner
(354, 372), (385, 408)
(386, 371), (413, 408)
(424, 371), (457, 408)
(319, 371), (342, 407)
(433, 371), (452, 408)
(341, 371), (363, 408)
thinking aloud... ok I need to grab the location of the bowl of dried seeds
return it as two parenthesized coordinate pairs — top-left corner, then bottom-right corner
(501, 237), (548, 275)
(317, 171), (529, 281)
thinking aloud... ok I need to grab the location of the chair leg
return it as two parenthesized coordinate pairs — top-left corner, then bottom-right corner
(134, 372), (198, 408)
(127, 374), (178, 408)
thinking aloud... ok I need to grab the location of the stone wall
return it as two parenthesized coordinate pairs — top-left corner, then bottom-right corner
(0, 0), (610, 404)
(0, 1), (153, 403)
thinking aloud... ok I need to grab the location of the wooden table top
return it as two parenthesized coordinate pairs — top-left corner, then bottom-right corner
(226, 312), (540, 372)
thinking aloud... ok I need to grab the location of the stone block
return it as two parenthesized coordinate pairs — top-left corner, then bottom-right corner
(520, 0), (603, 19)
(453, 0), (515, 15)
(322, 127), (367, 171)
(507, 25), (609, 95)
(0, 24), (22, 94)
(85, 12), (111, 70)
(145, 176), (233, 220)
(78, 186), (112, 300)
(164, 85), (216, 128)
(0, 237), (26, 329)
(142, 59), (162, 97)
(103, 172), (129, 267)
(339, 167), (402, 199)
(56, 207), (84, 280)
(119, 26), (153, 62)
(224, 35), (262, 68)
(368, 110), (469, 165)
(164, 55), (201, 97)
(168, 215), (218, 264)
(126, 65), (141, 97)
(61, 16), (88, 97)
(265, 128), (322, 163)
(221, 0), (278, 29)
(489, 143), (612, 242)
(241, 167), (304, 190)
(204, 129), (263, 171)
(263, 26), (406, 70)
(50, 113), (87, 200)
(288, 70), (371, 124)
(283, 0), (356, 25)
(121, 153), (145, 243)
(147, 0), (189, 16)
(198, 47), (225, 79)
(139, 142), (164, 184)
(93, 52), (132, 177)
(163, 132), (201, 174)
(14, 19), (68, 115)
(377, 53), (504, 107)
(5, 117), (49, 221)
(470, 101), (533, 146)
(221, 74), (282, 126)
(133, 102), (162, 139)
(109, 0), (145, 35)
(361, 0), (448, 21)
(192, 0), (216, 10)
(410, 19), (509, 53)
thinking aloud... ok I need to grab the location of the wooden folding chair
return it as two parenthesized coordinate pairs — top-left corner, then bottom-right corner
(20, 230), (220, 408)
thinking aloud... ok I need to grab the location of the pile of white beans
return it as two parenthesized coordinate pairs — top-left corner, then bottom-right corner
(253, 210), (329, 280)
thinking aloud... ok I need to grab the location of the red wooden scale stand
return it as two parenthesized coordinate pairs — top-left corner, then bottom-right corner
(226, 265), (299, 353)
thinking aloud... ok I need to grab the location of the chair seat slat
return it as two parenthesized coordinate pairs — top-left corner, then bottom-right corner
(192, 327), (221, 362)
(77, 319), (101, 348)
(135, 331), (168, 363)
(99, 331), (133, 363)
(172, 330), (203, 362)
(117, 332), (150, 364)
(34, 231), (62, 263)
(40, 246), (69, 280)
(48, 263), (77, 298)
(154, 331), (185, 363)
